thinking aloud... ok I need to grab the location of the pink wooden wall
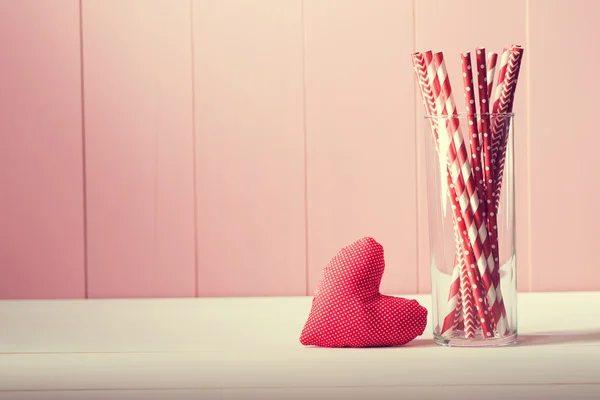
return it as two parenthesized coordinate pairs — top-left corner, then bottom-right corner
(1, 0), (598, 299)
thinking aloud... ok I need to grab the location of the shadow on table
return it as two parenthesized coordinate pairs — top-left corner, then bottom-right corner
(405, 330), (600, 348)
(298, 331), (600, 349)
(517, 330), (600, 346)
(403, 339), (437, 348)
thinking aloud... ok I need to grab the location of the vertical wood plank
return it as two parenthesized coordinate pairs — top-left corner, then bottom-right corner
(83, 0), (196, 298)
(304, 0), (417, 295)
(529, 0), (600, 291)
(193, 0), (306, 296)
(414, 0), (529, 293)
(0, 1), (86, 299)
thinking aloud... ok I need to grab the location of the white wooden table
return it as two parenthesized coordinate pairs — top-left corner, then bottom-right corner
(1, 292), (599, 399)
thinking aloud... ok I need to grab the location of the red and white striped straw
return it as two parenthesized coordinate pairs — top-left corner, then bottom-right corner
(431, 51), (496, 336)
(437, 51), (509, 334)
(414, 50), (493, 336)
(491, 48), (510, 115)
(434, 51), (500, 314)
(412, 51), (463, 337)
(486, 52), (498, 99)
(445, 181), (493, 336)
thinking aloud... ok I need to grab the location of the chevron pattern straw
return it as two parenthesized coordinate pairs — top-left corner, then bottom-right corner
(413, 51), (491, 338)
(489, 46), (524, 335)
(442, 249), (462, 335)
(459, 248), (477, 338)
(412, 52), (463, 337)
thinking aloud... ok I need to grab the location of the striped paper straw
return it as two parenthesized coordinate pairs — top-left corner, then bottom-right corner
(414, 51), (493, 337)
(486, 52), (498, 99)
(491, 48), (510, 114)
(412, 51), (463, 337)
(436, 51), (509, 334)
(431, 51), (495, 336)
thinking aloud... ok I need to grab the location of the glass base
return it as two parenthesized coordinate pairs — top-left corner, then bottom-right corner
(434, 332), (518, 348)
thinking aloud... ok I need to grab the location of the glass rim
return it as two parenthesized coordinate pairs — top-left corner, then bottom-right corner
(424, 112), (514, 119)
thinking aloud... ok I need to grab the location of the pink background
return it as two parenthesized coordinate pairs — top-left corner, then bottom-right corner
(1, 0), (597, 299)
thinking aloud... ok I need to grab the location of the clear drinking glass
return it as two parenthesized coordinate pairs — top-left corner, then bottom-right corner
(423, 113), (517, 347)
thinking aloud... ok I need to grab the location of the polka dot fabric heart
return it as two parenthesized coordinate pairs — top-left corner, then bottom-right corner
(300, 237), (428, 348)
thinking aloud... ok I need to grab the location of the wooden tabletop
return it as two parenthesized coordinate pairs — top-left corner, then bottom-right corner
(1, 292), (599, 399)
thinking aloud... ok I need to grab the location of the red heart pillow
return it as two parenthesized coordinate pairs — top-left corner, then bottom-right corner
(300, 237), (428, 347)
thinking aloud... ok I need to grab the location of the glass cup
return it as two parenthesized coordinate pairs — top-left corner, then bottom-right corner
(423, 113), (517, 347)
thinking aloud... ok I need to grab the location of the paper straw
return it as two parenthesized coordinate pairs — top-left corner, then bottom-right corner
(451, 214), (475, 338)
(413, 45), (524, 339)
(413, 51), (492, 336)
(489, 45), (524, 336)
(446, 183), (494, 337)
(441, 250), (462, 336)
(492, 45), (523, 185)
(474, 47), (509, 335)
(490, 48), (511, 174)
(491, 46), (524, 234)
(475, 48), (495, 228)
(459, 52), (489, 339)
(431, 51), (495, 337)
(412, 51), (463, 337)
(491, 48), (510, 114)
(459, 243), (477, 338)
(478, 51), (497, 135)
(486, 52), (498, 99)
(433, 51), (498, 314)
(460, 52), (485, 201)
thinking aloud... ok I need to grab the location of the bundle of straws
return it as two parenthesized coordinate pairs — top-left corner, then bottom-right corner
(412, 45), (524, 338)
